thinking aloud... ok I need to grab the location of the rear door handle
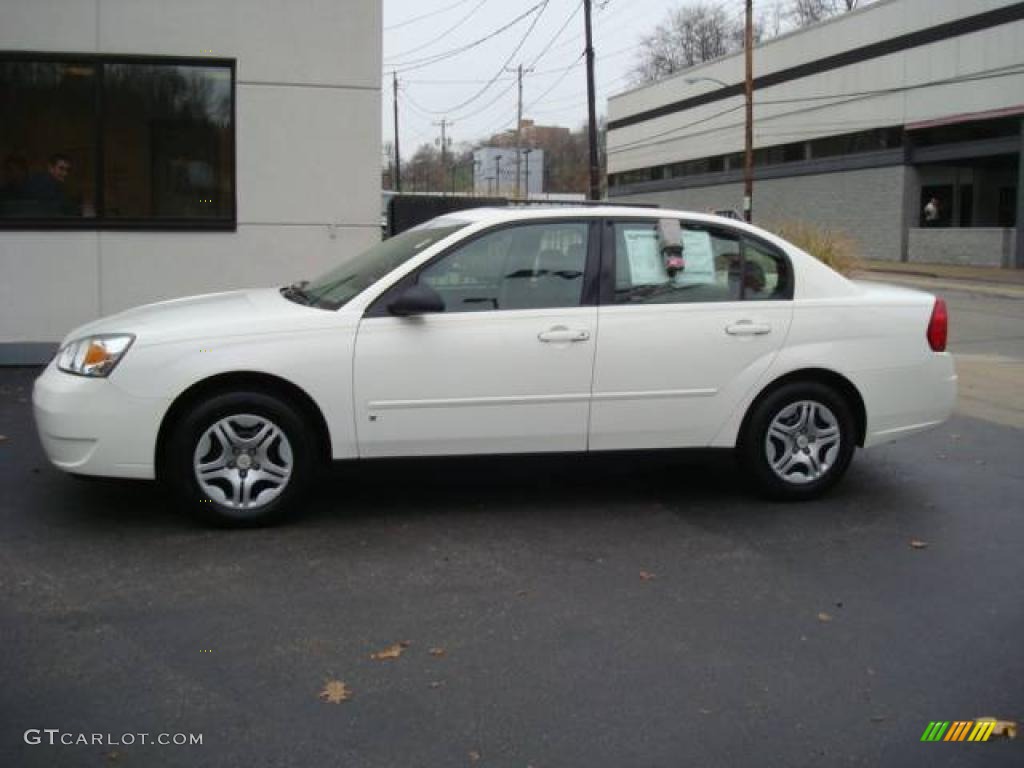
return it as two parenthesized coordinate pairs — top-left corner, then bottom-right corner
(538, 325), (591, 343)
(725, 320), (771, 336)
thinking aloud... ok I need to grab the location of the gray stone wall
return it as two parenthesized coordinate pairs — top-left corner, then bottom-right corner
(611, 165), (910, 262)
(908, 228), (1016, 267)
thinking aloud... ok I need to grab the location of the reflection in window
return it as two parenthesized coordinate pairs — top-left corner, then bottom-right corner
(103, 63), (232, 219)
(0, 61), (97, 218)
(0, 55), (234, 225)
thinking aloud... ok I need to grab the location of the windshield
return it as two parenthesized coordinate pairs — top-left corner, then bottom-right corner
(299, 219), (470, 309)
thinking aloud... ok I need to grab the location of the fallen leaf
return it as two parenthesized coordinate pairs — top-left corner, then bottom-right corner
(699, 708), (713, 715)
(104, 751), (123, 763)
(371, 643), (406, 661)
(639, 570), (656, 581)
(909, 539), (928, 549)
(817, 612), (833, 622)
(870, 715), (886, 723)
(429, 680), (445, 689)
(468, 750), (481, 761)
(318, 679), (352, 703)
(976, 718), (1018, 740)
(0, 435), (7, 442)
(429, 647), (446, 657)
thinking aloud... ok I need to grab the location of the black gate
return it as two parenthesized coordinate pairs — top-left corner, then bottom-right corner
(386, 194), (508, 237)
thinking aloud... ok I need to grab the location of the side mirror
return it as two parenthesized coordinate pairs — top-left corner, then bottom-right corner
(388, 283), (445, 316)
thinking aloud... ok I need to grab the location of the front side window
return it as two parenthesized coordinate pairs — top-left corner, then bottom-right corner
(0, 54), (234, 227)
(419, 221), (589, 312)
(612, 220), (792, 304)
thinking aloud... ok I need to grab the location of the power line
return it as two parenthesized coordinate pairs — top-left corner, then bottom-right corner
(525, 0), (584, 68)
(384, 0), (491, 62)
(388, 1), (547, 73)
(418, 0), (550, 116)
(384, 0), (476, 32)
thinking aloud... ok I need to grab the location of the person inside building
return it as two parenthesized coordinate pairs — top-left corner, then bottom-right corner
(923, 196), (941, 227)
(24, 153), (79, 217)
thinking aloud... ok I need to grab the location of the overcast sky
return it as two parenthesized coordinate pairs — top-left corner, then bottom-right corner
(381, 0), (728, 158)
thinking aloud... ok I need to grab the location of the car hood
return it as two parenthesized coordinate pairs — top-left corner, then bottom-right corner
(61, 288), (342, 347)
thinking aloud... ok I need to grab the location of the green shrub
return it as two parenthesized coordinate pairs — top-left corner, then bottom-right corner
(770, 220), (863, 276)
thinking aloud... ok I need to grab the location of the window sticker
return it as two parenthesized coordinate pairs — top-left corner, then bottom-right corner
(674, 230), (716, 286)
(623, 228), (666, 285)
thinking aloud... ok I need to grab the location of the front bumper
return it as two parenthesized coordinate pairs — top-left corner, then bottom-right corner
(33, 361), (170, 479)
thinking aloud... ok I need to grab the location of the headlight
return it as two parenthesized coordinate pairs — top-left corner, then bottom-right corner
(56, 334), (135, 377)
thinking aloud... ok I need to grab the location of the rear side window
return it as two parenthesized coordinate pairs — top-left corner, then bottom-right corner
(612, 220), (792, 304)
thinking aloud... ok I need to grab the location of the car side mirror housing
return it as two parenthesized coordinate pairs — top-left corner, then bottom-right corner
(388, 283), (446, 316)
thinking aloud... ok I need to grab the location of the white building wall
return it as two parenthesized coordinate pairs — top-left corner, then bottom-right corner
(607, 0), (1024, 174)
(0, 0), (381, 353)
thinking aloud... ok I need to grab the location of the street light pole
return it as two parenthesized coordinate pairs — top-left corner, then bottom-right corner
(743, 0), (754, 222)
(523, 148), (533, 200)
(392, 71), (401, 193)
(495, 154), (503, 197)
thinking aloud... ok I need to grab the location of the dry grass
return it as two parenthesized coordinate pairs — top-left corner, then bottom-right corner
(769, 220), (863, 276)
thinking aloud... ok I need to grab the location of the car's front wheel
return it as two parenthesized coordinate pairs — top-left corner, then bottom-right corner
(165, 391), (318, 526)
(739, 381), (856, 500)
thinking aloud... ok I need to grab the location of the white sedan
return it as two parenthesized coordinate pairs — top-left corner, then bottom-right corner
(34, 207), (956, 526)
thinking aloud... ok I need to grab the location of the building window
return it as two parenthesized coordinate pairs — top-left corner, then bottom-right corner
(0, 53), (235, 228)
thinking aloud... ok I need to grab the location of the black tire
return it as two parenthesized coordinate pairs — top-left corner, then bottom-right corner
(738, 380), (857, 501)
(164, 390), (319, 527)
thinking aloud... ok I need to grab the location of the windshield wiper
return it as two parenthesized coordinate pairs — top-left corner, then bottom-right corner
(282, 280), (312, 305)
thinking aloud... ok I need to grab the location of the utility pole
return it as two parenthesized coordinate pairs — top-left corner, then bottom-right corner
(743, 0), (754, 222)
(505, 63), (534, 198)
(392, 71), (402, 193)
(583, 0), (601, 201)
(433, 118), (453, 194)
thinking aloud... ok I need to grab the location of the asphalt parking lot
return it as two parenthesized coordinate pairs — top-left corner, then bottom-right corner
(1, 279), (1022, 767)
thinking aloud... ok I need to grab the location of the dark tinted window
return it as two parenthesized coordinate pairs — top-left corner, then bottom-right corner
(0, 61), (97, 218)
(0, 54), (234, 227)
(103, 63), (233, 219)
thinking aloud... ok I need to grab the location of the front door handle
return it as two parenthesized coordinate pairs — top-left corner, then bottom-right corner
(725, 320), (772, 336)
(538, 325), (591, 343)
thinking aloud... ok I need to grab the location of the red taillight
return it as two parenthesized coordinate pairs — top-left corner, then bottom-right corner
(927, 298), (948, 352)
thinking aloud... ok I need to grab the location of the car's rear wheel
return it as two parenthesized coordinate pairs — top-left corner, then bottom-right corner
(739, 381), (856, 500)
(165, 391), (317, 526)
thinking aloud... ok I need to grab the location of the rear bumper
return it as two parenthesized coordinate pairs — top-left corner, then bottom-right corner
(32, 362), (169, 479)
(859, 353), (957, 448)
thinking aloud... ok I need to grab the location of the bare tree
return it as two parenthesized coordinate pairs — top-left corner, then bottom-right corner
(630, 2), (752, 85)
(787, 0), (859, 28)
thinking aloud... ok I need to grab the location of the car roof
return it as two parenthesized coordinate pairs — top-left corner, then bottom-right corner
(446, 205), (749, 231)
